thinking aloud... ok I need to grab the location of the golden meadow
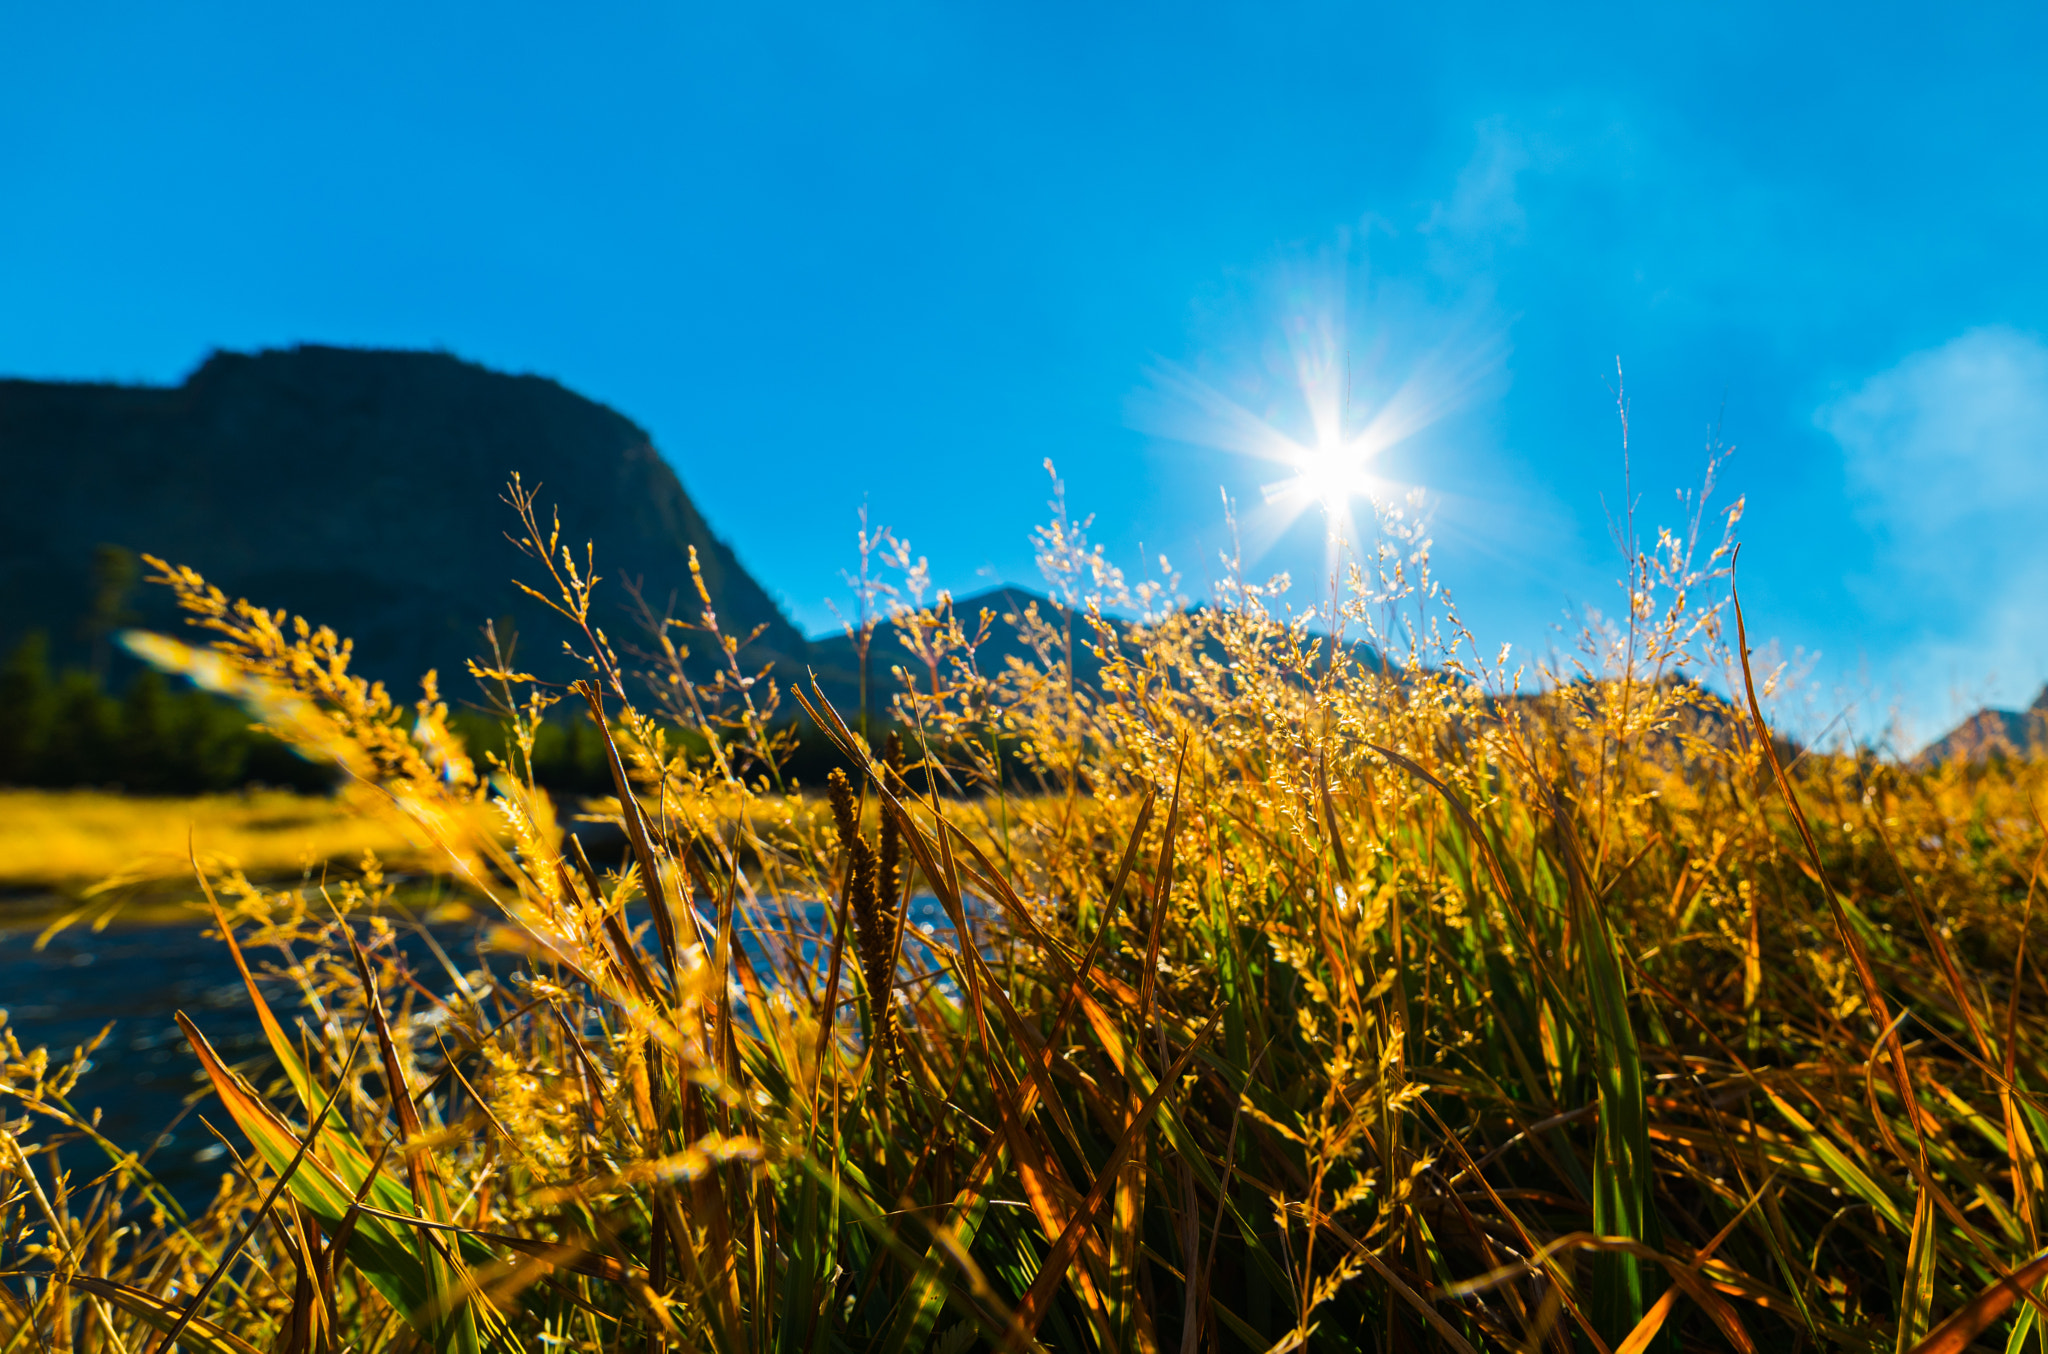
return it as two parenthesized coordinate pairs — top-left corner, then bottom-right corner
(4, 475), (2047, 1354)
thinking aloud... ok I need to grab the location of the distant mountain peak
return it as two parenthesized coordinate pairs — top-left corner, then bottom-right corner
(0, 344), (805, 693)
(1916, 688), (2048, 766)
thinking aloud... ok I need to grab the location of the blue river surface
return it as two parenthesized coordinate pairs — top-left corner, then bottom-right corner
(0, 893), (967, 1212)
(0, 908), (479, 1210)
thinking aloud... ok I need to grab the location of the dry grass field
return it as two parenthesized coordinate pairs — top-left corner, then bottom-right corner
(7, 482), (2048, 1353)
(0, 790), (427, 899)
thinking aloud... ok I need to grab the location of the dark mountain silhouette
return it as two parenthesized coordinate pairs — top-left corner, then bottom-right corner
(1915, 686), (2048, 766)
(1, 343), (1381, 745)
(806, 588), (1392, 736)
(804, 586), (1102, 710)
(0, 346), (807, 698)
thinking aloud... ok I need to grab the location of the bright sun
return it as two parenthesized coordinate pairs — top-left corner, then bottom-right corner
(1271, 428), (1384, 522)
(1139, 296), (1500, 575)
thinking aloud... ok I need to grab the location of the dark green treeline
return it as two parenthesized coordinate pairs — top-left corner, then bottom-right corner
(0, 631), (335, 794)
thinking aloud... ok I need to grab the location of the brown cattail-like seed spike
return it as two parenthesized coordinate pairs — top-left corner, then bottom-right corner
(828, 766), (894, 1083)
(874, 735), (907, 1079)
(826, 765), (859, 843)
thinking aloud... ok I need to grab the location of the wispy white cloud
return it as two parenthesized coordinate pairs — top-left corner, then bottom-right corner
(1420, 116), (1533, 276)
(1817, 326), (2048, 725)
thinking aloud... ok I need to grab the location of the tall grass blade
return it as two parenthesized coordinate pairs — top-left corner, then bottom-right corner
(60, 1277), (266, 1354)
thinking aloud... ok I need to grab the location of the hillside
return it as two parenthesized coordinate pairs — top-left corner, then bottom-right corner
(0, 346), (806, 696)
(1, 345), (1391, 743)
(1917, 685), (2048, 766)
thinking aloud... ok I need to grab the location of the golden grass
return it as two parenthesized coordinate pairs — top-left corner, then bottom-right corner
(0, 788), (428, 892)
(12, 476), (2048, 1352)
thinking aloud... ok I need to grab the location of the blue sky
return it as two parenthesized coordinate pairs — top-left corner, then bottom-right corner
(5, 2), (2046, 743)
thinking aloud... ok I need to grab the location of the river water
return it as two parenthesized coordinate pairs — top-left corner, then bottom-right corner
(0, 892), (965, 1210)
(0, 907), (483, 1209)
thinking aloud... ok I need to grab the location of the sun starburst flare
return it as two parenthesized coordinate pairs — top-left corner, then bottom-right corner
(1138, 302), (1505, 575)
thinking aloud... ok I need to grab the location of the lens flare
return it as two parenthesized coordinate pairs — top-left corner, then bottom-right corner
(1138, 298), (1503, 574)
